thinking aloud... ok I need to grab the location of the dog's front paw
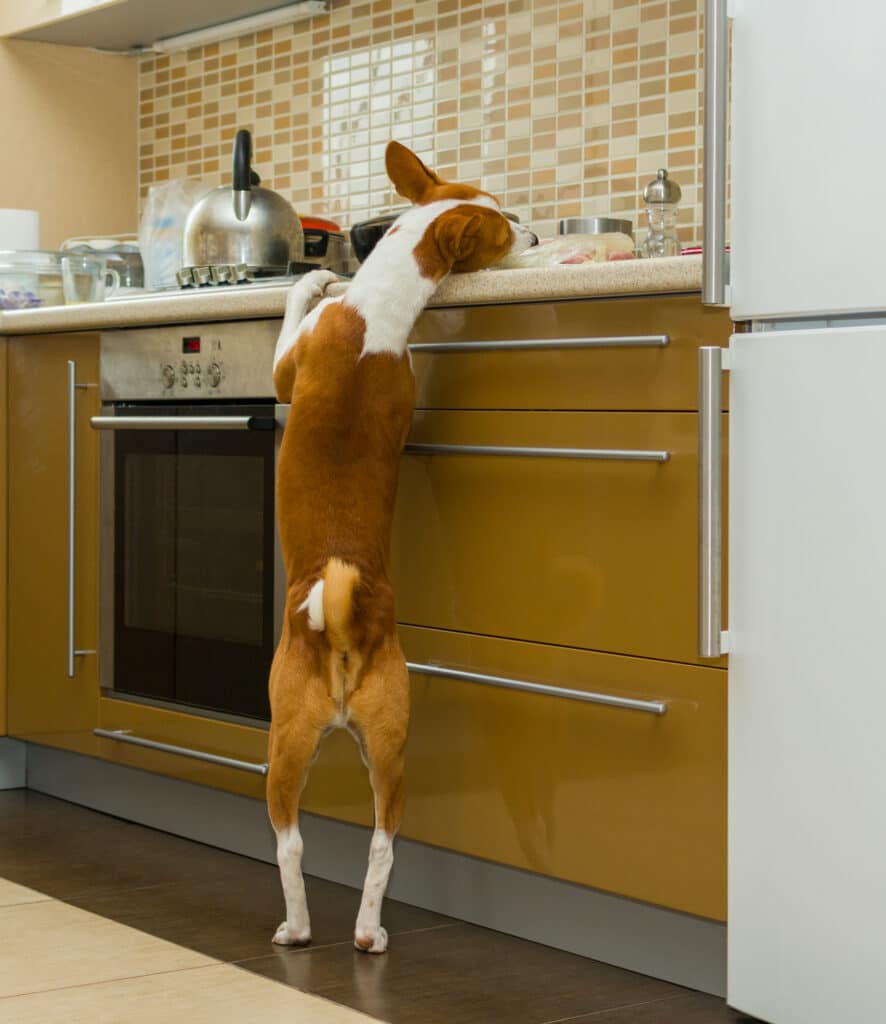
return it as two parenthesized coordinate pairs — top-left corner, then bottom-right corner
(300, 268), (340, 299)
(273, 921), (312, 946)
(354, 925), (388, 954)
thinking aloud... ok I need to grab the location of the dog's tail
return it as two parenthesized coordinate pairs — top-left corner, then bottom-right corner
(322, 558), (360, 651)
(297, 558), (360, 650)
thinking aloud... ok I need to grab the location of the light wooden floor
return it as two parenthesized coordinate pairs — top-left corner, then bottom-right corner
(0, 878), (379, 1023)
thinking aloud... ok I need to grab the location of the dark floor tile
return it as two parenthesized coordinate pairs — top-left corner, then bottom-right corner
(555, 992), (750, 1023)
(2, 791), (745, 1024)
(0, 790), (448, 960)
(237, 922), (684, 1024)
(67, 871), (451, 962)
(0, 790), (264, 899)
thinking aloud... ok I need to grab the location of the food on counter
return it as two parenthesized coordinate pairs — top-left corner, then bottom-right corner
(0, 288), (43, 310)
(494, 232), (636, 269)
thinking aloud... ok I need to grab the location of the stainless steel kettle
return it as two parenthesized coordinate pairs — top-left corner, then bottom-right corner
(183, 129), (304, 272)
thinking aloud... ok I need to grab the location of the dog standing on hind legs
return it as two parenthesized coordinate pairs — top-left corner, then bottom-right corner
(267, 141), (538, 954)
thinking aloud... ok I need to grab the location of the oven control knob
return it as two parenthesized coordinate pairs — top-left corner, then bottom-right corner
(162, 364), (176, 388)
(207, 362), (222, 388)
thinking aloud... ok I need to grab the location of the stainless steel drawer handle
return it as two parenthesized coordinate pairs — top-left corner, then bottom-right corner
(407, 662), (667, 715)
(93, 729), (269, 775)
(90, 415), (276, 431)
(404, 443), (670, 463)
(68, 360), (97, 679)
(698, 347), (726, 657)
(408, 335), (669, 353)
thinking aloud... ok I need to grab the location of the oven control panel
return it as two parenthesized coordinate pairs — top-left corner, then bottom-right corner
(163, 360), (224, 390)
(99, 320), (280, 401)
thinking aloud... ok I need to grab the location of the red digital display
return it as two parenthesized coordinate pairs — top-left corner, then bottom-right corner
(182, 337), (201, 353)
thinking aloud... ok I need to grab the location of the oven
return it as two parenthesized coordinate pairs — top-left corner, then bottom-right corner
(91, 320), (285, 723)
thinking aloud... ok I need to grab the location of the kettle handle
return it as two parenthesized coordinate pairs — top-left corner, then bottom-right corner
(232, 130), (260, 221)
(233, 129), (252, 192)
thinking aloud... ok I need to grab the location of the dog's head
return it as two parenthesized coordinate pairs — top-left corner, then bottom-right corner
(385, 141), (537, 278)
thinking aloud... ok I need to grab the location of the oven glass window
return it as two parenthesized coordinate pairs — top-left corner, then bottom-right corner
(112, 404), (275, 720)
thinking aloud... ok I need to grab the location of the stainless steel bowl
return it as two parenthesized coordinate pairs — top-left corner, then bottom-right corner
(559, 217), (634, 238)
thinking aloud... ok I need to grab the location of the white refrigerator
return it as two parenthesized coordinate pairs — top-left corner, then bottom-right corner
(703, 1), (886, 1021)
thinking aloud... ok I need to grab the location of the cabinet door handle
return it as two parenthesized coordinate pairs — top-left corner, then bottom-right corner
(408, 335), (669, 353)
(67, 361), (97, 679)
(698, 347), (727, 657)
(404, 443), (669, 462)
(702, 0), (729, 306)
(407, 662), (667, 715)
(93, 729), (269, 775)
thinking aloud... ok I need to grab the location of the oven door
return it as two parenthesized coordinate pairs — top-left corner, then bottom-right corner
(93, 402), (287, 722)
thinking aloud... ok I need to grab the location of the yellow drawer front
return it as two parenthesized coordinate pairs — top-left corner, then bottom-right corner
(408, 295), (731, 411)
(392, 410), (727, 666)
(302, 626), (726, 920)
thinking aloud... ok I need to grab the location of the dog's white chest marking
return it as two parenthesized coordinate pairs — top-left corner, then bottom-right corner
(345, 196), (499, 359)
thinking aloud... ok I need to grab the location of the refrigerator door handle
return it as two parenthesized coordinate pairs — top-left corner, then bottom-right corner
(698, 346), (729, 657)
(702, 0), (729, 307)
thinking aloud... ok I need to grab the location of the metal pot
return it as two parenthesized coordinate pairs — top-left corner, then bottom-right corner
(183, 130), (303, 273)
(350, 208), (522, 264)
(349, 211), (406, 263)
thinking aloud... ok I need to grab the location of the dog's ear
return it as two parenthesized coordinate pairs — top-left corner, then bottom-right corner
(433, 211), (482, 263)
(386, 141), (446, 204)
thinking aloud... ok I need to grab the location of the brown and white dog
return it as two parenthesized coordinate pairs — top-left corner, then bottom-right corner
(267, 142), (537, 954)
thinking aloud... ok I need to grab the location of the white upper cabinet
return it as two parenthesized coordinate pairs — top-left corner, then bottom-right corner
(1, 0), (325, 53)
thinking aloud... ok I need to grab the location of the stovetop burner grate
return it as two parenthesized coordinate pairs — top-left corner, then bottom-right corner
(176, 260), (320, 288)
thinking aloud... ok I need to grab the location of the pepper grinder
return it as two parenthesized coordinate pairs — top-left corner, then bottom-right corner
(641, 168), (682, 257)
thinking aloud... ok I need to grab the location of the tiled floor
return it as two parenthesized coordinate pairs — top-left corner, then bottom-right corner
(0, 790), (753, 1023)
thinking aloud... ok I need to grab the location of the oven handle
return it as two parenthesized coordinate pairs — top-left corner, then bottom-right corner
(90, 415), (278, 431)
(93, 729), (269, 775)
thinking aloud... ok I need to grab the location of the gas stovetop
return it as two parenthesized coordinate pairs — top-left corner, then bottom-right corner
(174, 272), (301, 291)
(175, 260), (318, 288)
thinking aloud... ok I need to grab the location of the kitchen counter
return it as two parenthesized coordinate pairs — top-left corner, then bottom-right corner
(0, 255), (702, 335)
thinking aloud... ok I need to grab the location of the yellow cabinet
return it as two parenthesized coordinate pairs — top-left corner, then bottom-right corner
(300, 625), (727, 921)
(392, 409), (727, 666)
(409, 295), (731, 412)
(7, 334), (101, 740)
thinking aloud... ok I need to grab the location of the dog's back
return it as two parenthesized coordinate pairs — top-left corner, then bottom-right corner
(275, 298), (415, 663)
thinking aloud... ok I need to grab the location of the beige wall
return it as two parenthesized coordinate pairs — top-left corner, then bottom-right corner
(0, 340), (6, 734)
(0, 39), (137, 249)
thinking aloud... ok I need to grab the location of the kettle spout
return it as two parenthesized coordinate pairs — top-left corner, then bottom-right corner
(233, 190), (252, 222)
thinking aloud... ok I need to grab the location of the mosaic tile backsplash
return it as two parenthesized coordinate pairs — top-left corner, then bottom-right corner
(138, 0), (708, 251)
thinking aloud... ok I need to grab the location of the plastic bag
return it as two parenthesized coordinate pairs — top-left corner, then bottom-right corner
(495, 233), (636, 269)
(138, 178), (210, 290)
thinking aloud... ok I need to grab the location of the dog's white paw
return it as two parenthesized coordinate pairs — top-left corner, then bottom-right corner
(273, 921), (312, 946)
(299, 268), (340, 299)
(354, 925), (388, 954)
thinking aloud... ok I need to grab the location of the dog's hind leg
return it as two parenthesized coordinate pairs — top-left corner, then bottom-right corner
(267, 659), (334, 946)
(347, 642), (410, 954)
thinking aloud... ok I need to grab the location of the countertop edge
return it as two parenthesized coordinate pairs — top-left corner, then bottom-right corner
(0, 256), (703, 336)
